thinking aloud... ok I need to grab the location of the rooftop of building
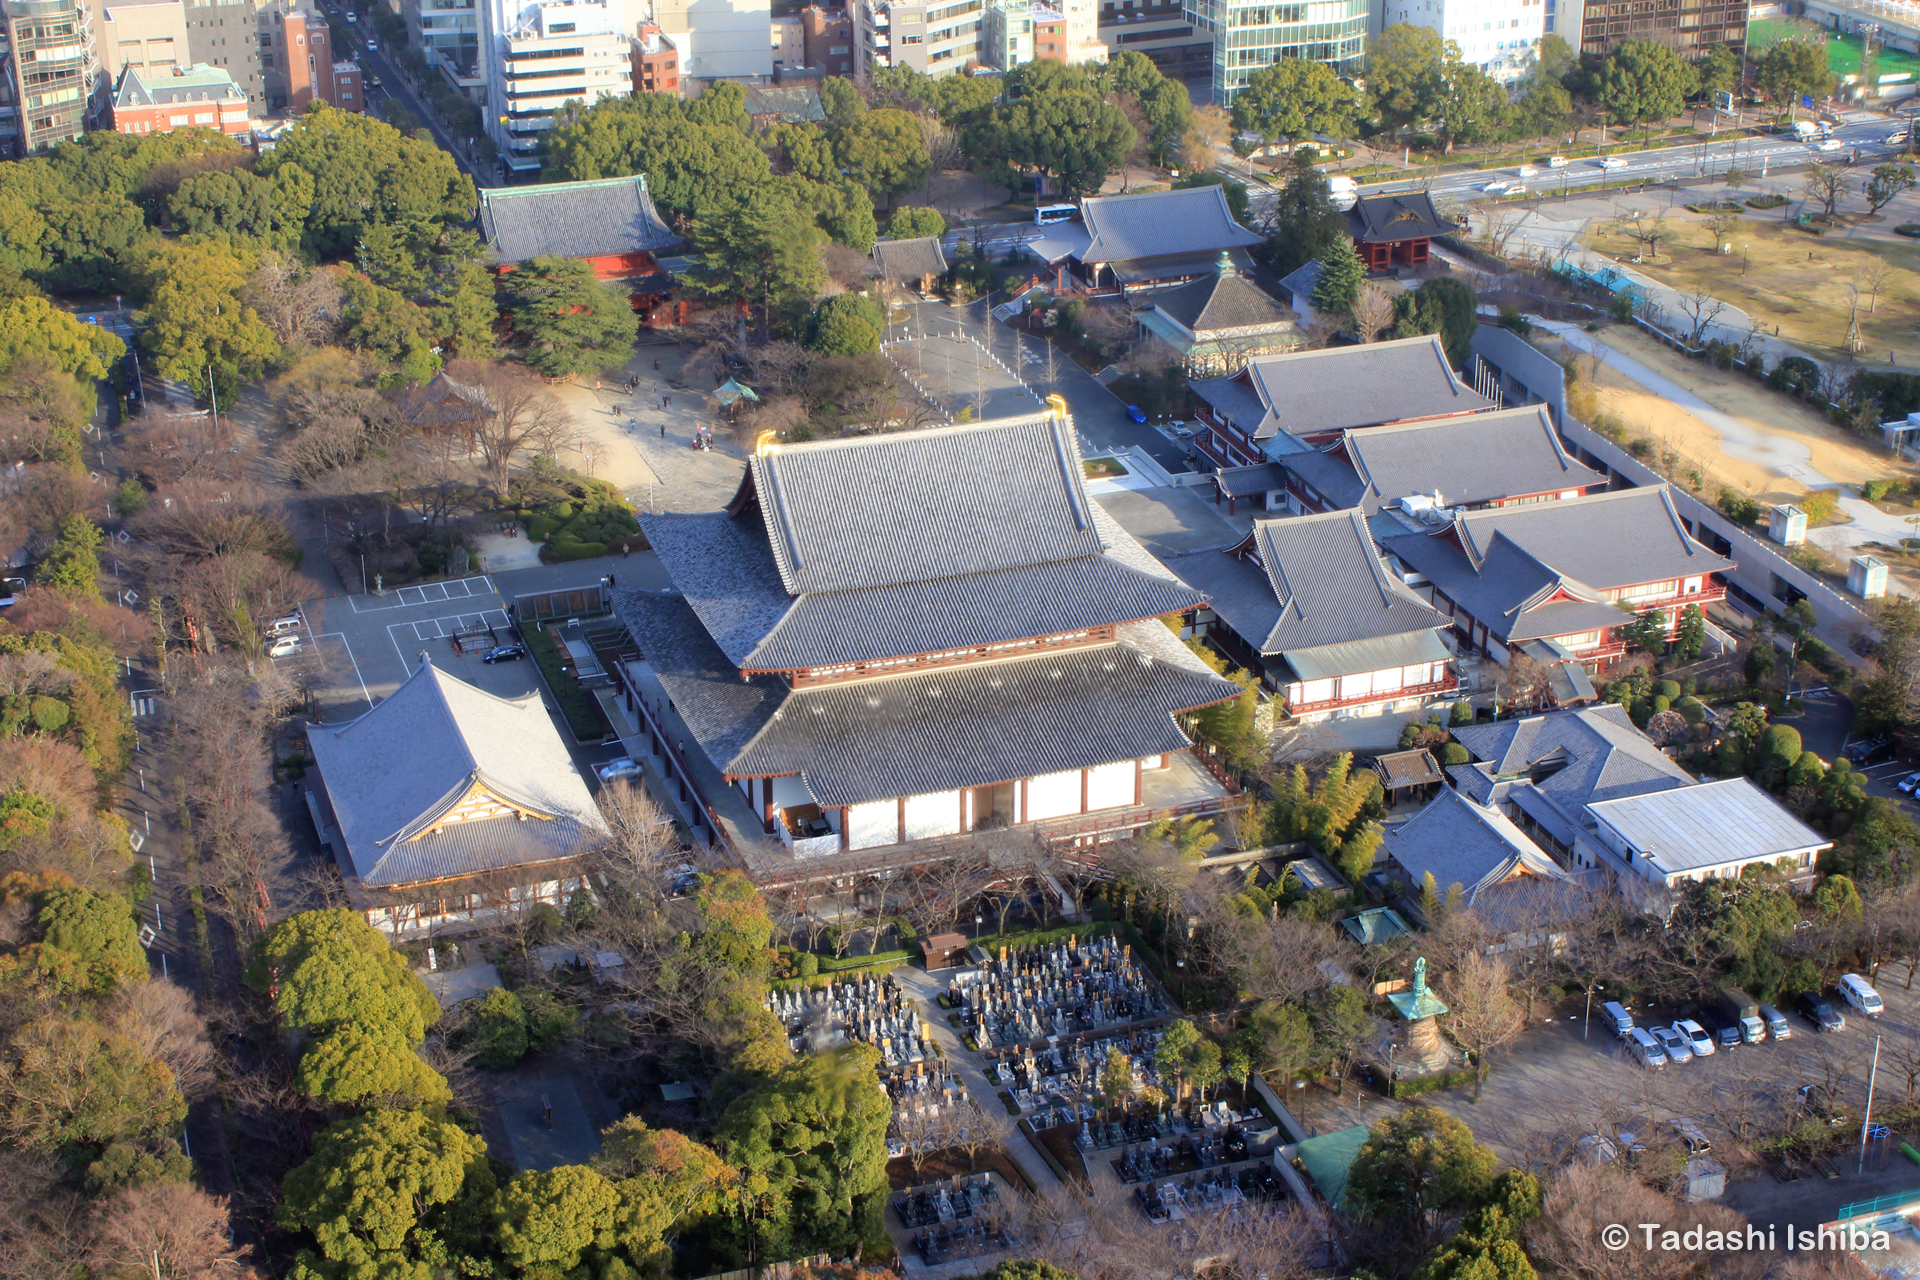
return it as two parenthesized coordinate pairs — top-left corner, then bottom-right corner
(1077, 185), (1264, 265)
(1588, 776), (1833, 876)
(1140, 254), (1295, 335)
(477, 174), (681, 264)
(1346, 191), (1453, 244)
(1190, 335), (1490, 444)
(113, 62), (245, 107)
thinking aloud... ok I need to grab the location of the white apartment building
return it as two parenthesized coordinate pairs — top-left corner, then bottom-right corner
(484, 0), (639, 173)
(653, 0), (770, 78)
(857, 0), (1096, 76)
(1380, 0), (1542, 84)
(405, 0), (483, 93)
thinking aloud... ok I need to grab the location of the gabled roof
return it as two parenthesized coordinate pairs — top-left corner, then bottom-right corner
(1165, 510), (1446, 660)
(871, 236), (948, 285)
(1448, 704), (1695, 836)
(308, 658), (607, 887)
(742, 84), (824, 122)
(645, 413), (1205, 673)
(1384, 786), (1571, 906)
(1215, 463), (1289, 499)
(477, 175), (681, 265)
(1329, 406), (1607, 514)
(1588, 777), (1832, 876)
(393, 369), (494, 430)
(615, 587), (1239, 808)
(1347, 191), (1452, 244)
(1190, 336), (1490, 442)
(1276, 259), (1324, 300)
(746, 415), (1105, 596)
(1077, 186), (1263, 265)
(1144, 258), (1296, 336)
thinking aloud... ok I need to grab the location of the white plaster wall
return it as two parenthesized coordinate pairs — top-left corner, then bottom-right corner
(1086, 761), (1133, 811)
(1027, 769), (1082, 820)
(848, 799), (897, 850)
(904, 790), (961, 840)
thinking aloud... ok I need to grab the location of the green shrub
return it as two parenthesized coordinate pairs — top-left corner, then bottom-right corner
(1865, 479), (1894, 501)
(1651, 695), (1671, 715)
(521, 990), (581, 1054)
(469, 988), (530, 1068)
(1656, 679), (1682, 701)
(1440, 742), (1470, 766)
(1391, 1063), (1479, 1097)
(795, 952), (819, 978)
(1449, 700), (1473, 726)
(543, 539), (608, 563)
(1676, 696), (1707, 725)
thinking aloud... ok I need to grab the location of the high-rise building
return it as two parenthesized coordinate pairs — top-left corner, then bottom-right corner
(2, 0), (97, 152)
(1097, 0), (1205, 80)
(631, 19), (676, 90)
(652, 0), (768, 78)
(979, 0), (1032, 67)
(1564, 0), (1746, 60)
(484, 0), (638, 174)
(1380, 0), (1543, 84)
(1185, 0), (1367, 102)
(255, 3), (348, 110)
(100, 0), (188, 92)
(403, 0), (482, 93)
(852, 0), (980, 77)
(800, 3), (852, 73)
(180, 0), (264, 106)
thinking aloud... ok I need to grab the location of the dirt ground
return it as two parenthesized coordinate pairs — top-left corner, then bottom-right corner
(1583, 213), (1920, 365)
(1569, 326), (1912, 503)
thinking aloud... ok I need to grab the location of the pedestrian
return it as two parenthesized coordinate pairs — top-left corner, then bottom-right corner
(608, 572), (617, 587)
(660, 422), (666, 438)
(665, 394), (671, 407)
(653, 358), (660, 370)
(622, 542), (631, 557)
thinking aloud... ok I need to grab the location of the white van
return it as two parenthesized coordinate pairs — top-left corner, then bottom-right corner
(1600, 1001), (1634, 1038)
(1626, 1027), (1667, 1069)
(1839, 974), (1884, 1018)
(264, 611), (304, 636)
(1034, 204), (1078, 226)
(1759, 1004), (1791, 1040)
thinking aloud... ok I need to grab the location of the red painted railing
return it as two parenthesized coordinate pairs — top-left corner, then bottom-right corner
(1284, 674), (1459, 718)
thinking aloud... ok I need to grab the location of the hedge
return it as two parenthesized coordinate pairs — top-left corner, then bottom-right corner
(769, 955), (906, 992)
(521, 626), (613, 743)
(1391, 1063), (1480, 1098)
(544, 539), (609, 563)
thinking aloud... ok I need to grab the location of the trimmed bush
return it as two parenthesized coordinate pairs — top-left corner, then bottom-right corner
(795, 952), (819, 978)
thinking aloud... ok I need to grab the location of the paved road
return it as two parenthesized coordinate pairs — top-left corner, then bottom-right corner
(324, 2), (494, 188)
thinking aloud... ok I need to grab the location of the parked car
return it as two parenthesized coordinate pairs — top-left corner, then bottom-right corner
(596, 757), (644, 782)
(1839, 973), (1884, 1018)
(1626, 1026), (1667, 1069)
(1697, 1008), (1743, 1050)
(267, 635), (302, 658)
(1124, 405), (1147, 424)
(1675, 1019), (1715, 1057)
(481, 644), (527, 664)
(1651, 1024), (1692, 1064)
(1759, 1004), (1792, 1040)
(0, 576), (25, 608)
(1798, 1083), (1850, 1126)
(263, 612), (303, 636)
(1897, 772), (1920, 794)
(1800, 992), (1845, 1033)
(1600, 156), (1629, 170)
(1576, 1133), (1618, 1164)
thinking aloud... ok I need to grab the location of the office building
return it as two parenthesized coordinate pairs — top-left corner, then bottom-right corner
(403, 0), (483, 92)
(1380, 0), (1542, 83)
(653, 0), (769, 78)
(181, 0), (264, 106)
(256, 2), (346, 111)
(1183, 0), (1368, 103)
(484, 0), (639, 175)
(1098, 0), (1203, 79)
(853, 0), (980, 75)
(801, 3), (853, 73)
(631, 20), (676, 90)
(771, 10), (801, 65)
(100, 0), (188, 91)
(2, 0), (97, 152)
(108, 59), (248, 131)
(1563, 0), (1746, 59)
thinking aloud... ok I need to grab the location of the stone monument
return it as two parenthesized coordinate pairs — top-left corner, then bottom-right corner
(1387, 957), (1453, 1076)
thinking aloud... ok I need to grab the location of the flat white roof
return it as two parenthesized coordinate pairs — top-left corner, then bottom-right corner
(1588, 776), (1830, 876)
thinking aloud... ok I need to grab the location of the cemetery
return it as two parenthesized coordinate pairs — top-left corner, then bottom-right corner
(891, 1173), (1017, 1268)
(948, 933), (1167, 1049)
(765, 970), (935, 1065)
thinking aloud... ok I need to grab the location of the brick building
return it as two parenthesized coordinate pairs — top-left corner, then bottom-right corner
(108, 61), (250, 134)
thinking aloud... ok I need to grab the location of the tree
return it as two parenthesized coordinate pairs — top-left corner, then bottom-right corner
(1246, 1000), (1314, 1085)
(21, 884), (145, 993)
(91, 1182), (258, 1280)
(0, 1013), (186, 1157)
(1805, 162), (1853, 220)
(1098, 1048), (1135, 1108)
(1812, 873), (1864, 922)
(1345, 1106), (1498, 1242)
(1101, 50), (1192, 163)
(35, 515), (102, 598)
(295, 1023), (452, 1107)
(1675, 602), (1706, 661)
(1394, 276), (1479, 368)
(1676, 287), (1728, 344)
(832, 108), (932, 200)
(1351, 283), (1396, 344)
(718, 1043), (891, 1259)
(277, 1109), (492, 1279)
(1438, 952), (1523, 1101)
(1431, 62), (1511, 154)
(887, 206), (946, 239)
(683, 184), (827, 324)
(809, 293), (884, 356)
(499, 255), (636, 378)
(963, 92), (1136, 200)
(1310, 238), (1366, 323)
(1755, 40), (1837, 110)
(1594, 41), (1697, 141)
(137, 242), (281, 403)
(247, 909), (440, 1044)
(1415, 1172), (1540, 1280)
(1695, 44), (1742, 100)
(495, 1165), (623, 1274)
(1263, 150), (1348, 274)
(1867, 164), (1917, 217)
(1307, 984), (1372, 1095)
(467, 986), (531, 1068)
(1232, 57), (1358, 152)
(1369, 24), (1450, 134)
(1336, 821), (1383, 886)
(594, 1117), (732, 1272)
(0, 294), (125, 383)
(1155, 1018), (1206, 1097)
(256, 105), (475, 259)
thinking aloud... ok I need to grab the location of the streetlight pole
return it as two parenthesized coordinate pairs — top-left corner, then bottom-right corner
(1584, 981), (1605, 1039)
(1860, 1032), (1883, 1174)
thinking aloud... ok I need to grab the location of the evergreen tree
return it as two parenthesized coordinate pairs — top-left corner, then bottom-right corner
(1310, 238), (1367, 322)
(499, 255), (636, 378)
(37, 515), (102, 597)
(1265, 150), (1347, 274)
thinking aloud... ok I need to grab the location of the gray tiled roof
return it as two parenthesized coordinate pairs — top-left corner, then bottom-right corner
(1279, 447), (1368, 509)
(308, 658), (607, 888)
(478, 175), (681, 265)
(646, 416), (1201, 673)
(1249, 510), (1448, 653)
(1588, 776), (1832, 876)
(1276, 260), (1324, 300)
(1191, 336), (1490, 442)
(871, 236), (949, 285)
(609, 588), (786, 766)
(1216, 463), (1289, 499)
(1375, 748), (1443, 789)
(1382, 529), (1627, 644)
(1144, 265), (1295, 336)
(1077, 186), (1263, 265)
(1384, 786), (1569, 906)
(1346, 191), (1452, 244)
(728, 621), (1237, 807)
(748, 416), (1104, 596)
(1111, 248), (1258, 284)
(1448, 705), (1694, 836)
(1338, 406), (1607, 513)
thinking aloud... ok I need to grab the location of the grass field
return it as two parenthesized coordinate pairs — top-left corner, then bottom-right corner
(1748, 18), (1920, 80)
(1582, 214), (1920, 364)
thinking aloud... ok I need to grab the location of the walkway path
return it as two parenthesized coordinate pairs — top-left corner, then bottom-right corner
(891, 965), (1066, 1196)
(1539, 320), (1907, 559)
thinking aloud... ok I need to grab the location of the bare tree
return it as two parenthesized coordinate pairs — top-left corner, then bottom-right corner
(1211, 911), (1341, 1007)
(1862, 259), (1896, 314)
(1804, 162), (1853, 220)
(1616, 211), (1671, 261)
(1702, 208), (1743, 254)
(1438, 951), (1524, 1101)
(105, 980), (216, 1100)
(1350, 284), (1396, 345)
(1677, 288), (1729, 345)
(1479, 204), (1527, 259)
(898, 856), (991, 939)
(246, 252), (343, 348)
(1529, 1164), (1766, 1280)
(90, 1182), (258, 1279)
(470, 369), (577, 498)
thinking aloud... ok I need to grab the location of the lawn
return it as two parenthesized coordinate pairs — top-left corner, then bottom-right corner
(1749, 18), (1920, 80)
(1581, 214), (1920, 364)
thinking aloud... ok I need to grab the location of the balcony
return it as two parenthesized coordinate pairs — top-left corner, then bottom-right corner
(872, 30), (889, 45)
(1284, 673), (1459, 719)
